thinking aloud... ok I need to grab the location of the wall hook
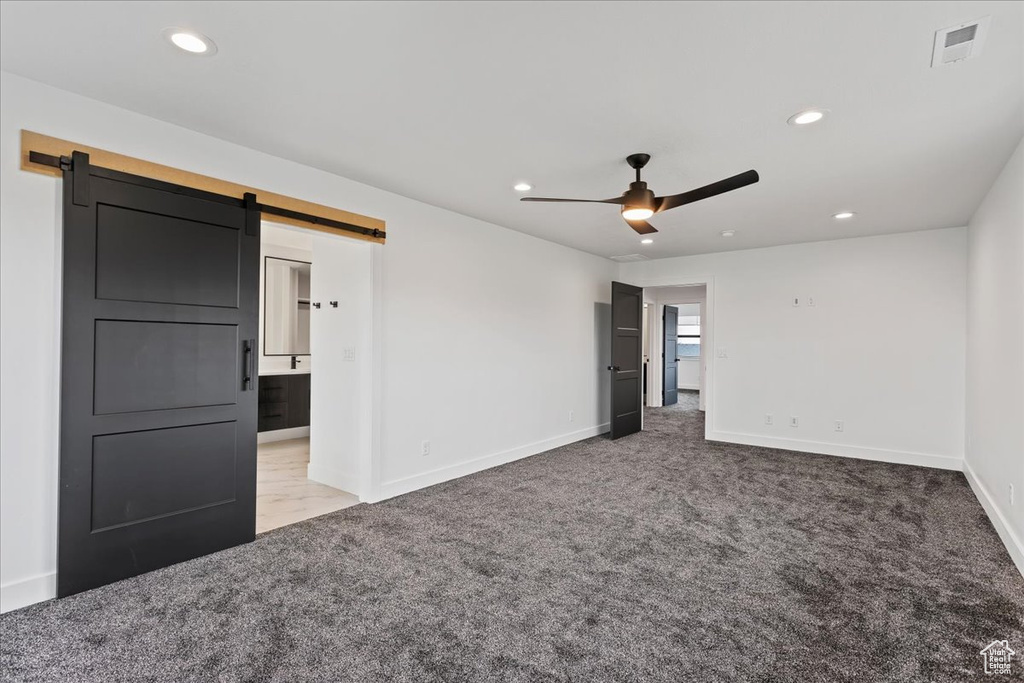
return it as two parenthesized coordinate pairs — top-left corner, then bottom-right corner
(312, 302), (321, 309)
(329, 301), (339, 308)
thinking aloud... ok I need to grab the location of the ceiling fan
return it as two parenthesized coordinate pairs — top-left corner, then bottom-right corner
(521, 153), (759, 235)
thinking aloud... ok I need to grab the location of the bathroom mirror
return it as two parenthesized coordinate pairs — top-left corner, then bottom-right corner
(264, 257), (311, 356)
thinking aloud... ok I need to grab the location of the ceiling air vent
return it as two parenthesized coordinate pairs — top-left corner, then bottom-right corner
(610, 254), (650, 262)
(931, 16), (990, 67)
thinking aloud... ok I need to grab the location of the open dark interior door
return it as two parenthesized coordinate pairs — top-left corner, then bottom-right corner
(57, 152), (260, 597)
(609, 281), (644, 439)
(663, 305), (679, 406)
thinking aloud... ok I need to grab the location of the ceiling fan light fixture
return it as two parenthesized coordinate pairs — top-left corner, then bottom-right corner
(520, 153), (759, 238)
(622, 206), (654, 221)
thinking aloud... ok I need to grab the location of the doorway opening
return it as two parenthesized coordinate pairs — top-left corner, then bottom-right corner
(643, 284), (708, 417)
(609, 279), (711, 441)
(255, 223), (366, 533)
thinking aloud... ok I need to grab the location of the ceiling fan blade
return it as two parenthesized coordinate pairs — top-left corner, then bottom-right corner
(625, 218), (658, 235)
(520, 196), (627, 204)
(655, 170), (759, 213)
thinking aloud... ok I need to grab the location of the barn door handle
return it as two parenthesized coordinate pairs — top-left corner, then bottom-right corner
(242, 339), (254, 390)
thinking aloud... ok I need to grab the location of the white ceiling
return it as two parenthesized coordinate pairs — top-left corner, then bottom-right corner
(1, 1), (1021, 259)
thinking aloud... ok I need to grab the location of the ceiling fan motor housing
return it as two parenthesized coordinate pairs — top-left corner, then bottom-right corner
(623, 181), (657, 211)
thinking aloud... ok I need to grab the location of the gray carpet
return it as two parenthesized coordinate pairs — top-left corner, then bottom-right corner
(2, 391), (1022, 682)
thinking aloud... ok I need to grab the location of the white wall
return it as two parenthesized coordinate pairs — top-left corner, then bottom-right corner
(677, 359), (701, 391)
(0, 72), (616, 611)
(307, 234), (375, 497)
(620, 228), (968, 471)
(964, 137), (1024, 575)
(375, 203), (614, 495)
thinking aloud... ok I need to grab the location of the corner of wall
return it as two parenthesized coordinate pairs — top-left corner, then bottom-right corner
(963, 135), (1024, 579)
(0, 572), (56, 614)
(373, 423), (610, 503)
(706, 430), (963, 472)
(963, 460), (1024, 578)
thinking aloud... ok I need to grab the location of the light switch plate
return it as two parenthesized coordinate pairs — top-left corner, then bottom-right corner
(343, 348), (356, 362)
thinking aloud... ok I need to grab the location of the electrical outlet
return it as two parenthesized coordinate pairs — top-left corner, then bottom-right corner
(807, 297), (815, 307)
(834, 420), (844, 432)
(765, 414), (773, 425)
(790, 416), (799, 428)
(343, 347), (356, 362)
(421, 440), (430, 456)
(717, 347), (728, 358)
(568, 410), (574, 423)
(792, 297), (800, 307)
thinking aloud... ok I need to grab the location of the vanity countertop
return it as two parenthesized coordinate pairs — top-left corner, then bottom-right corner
(259, 369), (311, 376)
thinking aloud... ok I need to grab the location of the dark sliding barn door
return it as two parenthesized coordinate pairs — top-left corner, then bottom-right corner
(663, 305), (679, 406)
(609, 281), (644, 439)
(58, 152), (260, 597)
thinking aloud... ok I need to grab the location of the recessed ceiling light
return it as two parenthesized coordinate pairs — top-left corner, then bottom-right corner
(162, 28), (217, 56)
(513, 182), (532, 192)
(832, 211), (856, 220)
(787, 108), (828, 126)
(721, 230), (736, 237)
(640, 238), (654, 245)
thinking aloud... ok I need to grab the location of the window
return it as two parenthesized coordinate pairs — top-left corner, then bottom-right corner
(677, 314), (701, 357)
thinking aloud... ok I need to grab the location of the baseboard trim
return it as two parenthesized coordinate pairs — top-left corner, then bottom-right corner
(678, 384), (700, 391)
(373, 423), (610, 503)
(257, 426), (310, 444)
(963, 460), (1024, 578)
(0, 572), (55, 614)
(307, 462), (360, 499)
(705, 430), (963, 471)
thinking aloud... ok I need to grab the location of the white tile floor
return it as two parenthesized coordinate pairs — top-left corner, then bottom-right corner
(255, 437), (359, 533)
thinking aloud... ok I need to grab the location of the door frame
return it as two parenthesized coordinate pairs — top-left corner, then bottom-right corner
(637, 277), (715, 434)
(256, 220), (384, 503)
